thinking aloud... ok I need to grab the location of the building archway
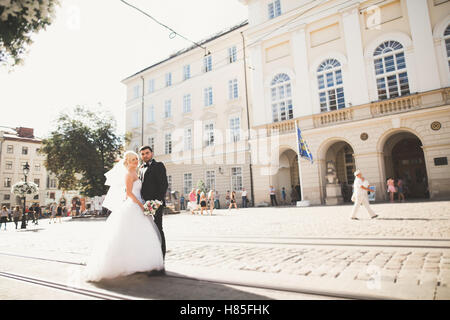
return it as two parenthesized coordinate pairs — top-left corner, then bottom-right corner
(273, 148), (301, 204)
(320, 140), (356, 203)
(382, 131), (429, 199)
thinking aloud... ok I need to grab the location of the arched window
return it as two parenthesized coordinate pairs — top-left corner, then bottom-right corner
(445, 24), (450, 71)
(270, 73), (293, 122)
(373, 41), (410, 100)
(317, 59), (345, 113)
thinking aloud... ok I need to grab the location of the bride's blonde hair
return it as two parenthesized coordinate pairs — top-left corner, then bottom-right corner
(123, 150), (139, 168)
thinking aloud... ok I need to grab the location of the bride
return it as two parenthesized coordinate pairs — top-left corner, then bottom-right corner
(85, 151), (164, 282)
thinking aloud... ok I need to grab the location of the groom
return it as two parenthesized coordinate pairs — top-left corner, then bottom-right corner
(139, 146), (168, 273)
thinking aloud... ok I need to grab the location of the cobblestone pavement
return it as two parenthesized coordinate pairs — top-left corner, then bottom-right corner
(1, 201), (449, 299)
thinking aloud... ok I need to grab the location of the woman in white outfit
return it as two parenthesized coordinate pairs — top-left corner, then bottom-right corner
(85, 151), (164, 282)
(351, 170), (379, 220)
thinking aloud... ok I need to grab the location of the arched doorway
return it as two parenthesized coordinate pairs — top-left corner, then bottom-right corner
(274, 149), (301, 204)
(322, 141), (356, 203)
(383, 132), (429, 199)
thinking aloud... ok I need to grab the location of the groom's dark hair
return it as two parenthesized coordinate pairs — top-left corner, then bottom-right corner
(139, 146), (153, 153)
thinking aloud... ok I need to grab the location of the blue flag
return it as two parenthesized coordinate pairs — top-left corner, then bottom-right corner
(297, 127), (313, 164)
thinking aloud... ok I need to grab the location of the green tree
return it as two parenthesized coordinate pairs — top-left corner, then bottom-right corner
(0, 0), (60, 67)
(41, 105), (124, 197)
(197, 179), (207, 195)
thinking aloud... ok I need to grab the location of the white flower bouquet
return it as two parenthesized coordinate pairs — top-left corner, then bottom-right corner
(11, 181), (39, 197)
(143, 200), (162, 216)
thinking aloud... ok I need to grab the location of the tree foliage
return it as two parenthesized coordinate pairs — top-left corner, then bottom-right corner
(0, 0), (60, 67)
(41, 105), (124, 197)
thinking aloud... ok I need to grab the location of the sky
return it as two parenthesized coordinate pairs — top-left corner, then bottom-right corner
(0, 0), (248, 138)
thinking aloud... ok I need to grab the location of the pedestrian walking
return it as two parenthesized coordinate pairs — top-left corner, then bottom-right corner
(34, 204), (41, 225)
(214, 190), (220, 209)
(290, 185), (298, 205)
(12, 206), (21, 229)
(397, 178), (405, 202)
(208, 189), (215, 215)
(351, 170), (378, 220)
(241, 188), (248, 208)
(188, 188), (197, 215)
(200, 192), (208, 215)
(56, 204), (63, 223)
(180, 194), (185, 211)
(281, 187), (287, 205)
(0, 206), (9, 230)
(269, 186), (278, 206)
(228, 191), (238, 211)
(387, 177), (396, 202)
(49, 202), (57, 224)
(225, 191), (231, 208)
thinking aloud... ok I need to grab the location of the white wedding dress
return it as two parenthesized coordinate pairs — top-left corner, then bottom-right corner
(85, 179), (164, 282)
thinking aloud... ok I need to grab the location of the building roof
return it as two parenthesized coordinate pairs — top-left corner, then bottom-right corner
(121, 20), (248, 83)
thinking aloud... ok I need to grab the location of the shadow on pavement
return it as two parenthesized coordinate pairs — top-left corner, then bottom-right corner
(90, 272), (272, 300)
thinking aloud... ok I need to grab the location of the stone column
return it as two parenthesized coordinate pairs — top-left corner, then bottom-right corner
(341, 4), (370, 106)
(405, 0), (441, 92)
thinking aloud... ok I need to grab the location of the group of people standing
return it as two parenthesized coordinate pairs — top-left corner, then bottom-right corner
(0, 203), (54, 230)
(269, 185), (301, 206)
(386, 177), (406, 203)
(183, 188), (250, 215)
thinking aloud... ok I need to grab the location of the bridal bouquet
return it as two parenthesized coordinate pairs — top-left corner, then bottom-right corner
(143, 200), (162, 216)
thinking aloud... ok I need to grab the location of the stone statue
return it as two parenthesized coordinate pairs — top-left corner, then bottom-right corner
(325, 161), (339, 184)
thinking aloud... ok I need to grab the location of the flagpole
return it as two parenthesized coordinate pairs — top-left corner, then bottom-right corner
(295, 121), (310, 207)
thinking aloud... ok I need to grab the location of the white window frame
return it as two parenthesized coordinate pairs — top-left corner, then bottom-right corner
(5, 161), (13, 170)
(183, 173), (193, 196)
(204, 87), (213, 106)
(205, 170), (216, 191)
(373, 40), (410, 100)
(184, 127), (192, 151)
(167, 175), (172, 193)
(22, 147), (28, 155)
(146, 105), (155, 123)
(270, 73), (293, 122)
(204, 122), (215, 147)
(34, 163), (41, 171)
(228, 46), (237, 63)
(4, 177), (11, 188)
(165, 132), (172, 155)
(228, 79), (239, 100)
(183, 64), (191, 80)
(183, 94), (191, 113)
(6, 145), (13, 154)
(231, 167), (243, 192)
(164, 100), (172, 118)
(317, 59), (346, 113)
(229, 116), (241, 143)
(268, 0), (281, 19)
(50, 179), (57, 189)
(165, 72), (172, 87)
(133, 85), (140, 99)
(148, 79), (155, 93)
(445, 24), (450, 72)
(203, 55), (212, 72)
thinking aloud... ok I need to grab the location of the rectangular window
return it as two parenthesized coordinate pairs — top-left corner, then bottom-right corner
(50, 192), (55, 200)
(133, 85), (140, 99)
(34, 179), (40, 187)
(165, 72), (172, 87)
(35, 164), (41, 171)
(203, 55), (212, 72)
(206, 170), (215, 191)
(204, 87), (213, 106)
(148, 137), (155, 153)
(183, 65), (191, 80)
(204, 123), (214, 147)
(146, 105), (155, 123)
(268, 0), (281, 19)
(183, 173), (193, 196)
(50, 179), (57, 189)
(148, 79), (155, 93)
(5, 161), (12, 170)
(22, 147), (28, 155)
(231, 167), (243, 191)
(4, 194), (10, 200)
(4, 178), (11, 188)
(183, 94), (191, 113)
(7, 145), (13, 154)
(228, 46), (237, 63)
(229, 117), (240, 142)
(228, 79), (238, 100)
(165, 133), (172, 155)
(167, 175), (172, 193)
(164, 100), (172, 118)
(184, 128), (192, 151)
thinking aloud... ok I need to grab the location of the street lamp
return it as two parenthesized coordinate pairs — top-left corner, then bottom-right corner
(20, 162), (30, 229)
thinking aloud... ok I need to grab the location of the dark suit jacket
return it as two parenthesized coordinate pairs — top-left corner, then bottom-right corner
(140, 160), (168, 205)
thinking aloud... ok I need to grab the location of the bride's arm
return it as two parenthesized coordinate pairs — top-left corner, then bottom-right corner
(125, 174), (145, 211)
